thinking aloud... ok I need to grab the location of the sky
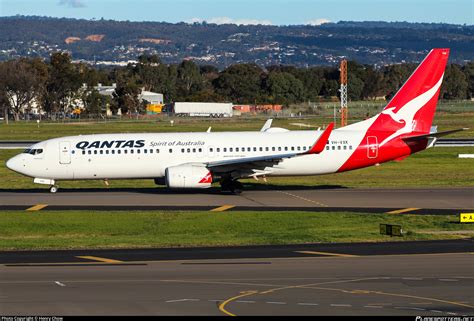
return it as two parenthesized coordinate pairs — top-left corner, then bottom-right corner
(0, 0), (472, 25)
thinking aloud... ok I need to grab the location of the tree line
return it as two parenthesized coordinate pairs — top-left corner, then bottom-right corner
(0, 53), (472, 121)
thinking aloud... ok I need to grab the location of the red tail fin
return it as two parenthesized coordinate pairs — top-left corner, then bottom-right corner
(372, 48), (449, 146)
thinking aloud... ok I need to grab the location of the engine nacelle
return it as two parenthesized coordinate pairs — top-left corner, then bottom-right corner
(165, 165), (213, 189)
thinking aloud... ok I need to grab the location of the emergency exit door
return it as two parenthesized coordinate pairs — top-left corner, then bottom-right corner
(59, 141), (71, 164)
(367, 136), (378, 159)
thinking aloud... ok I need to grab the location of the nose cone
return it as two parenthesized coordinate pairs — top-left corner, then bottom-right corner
(6, 155), (23, 174)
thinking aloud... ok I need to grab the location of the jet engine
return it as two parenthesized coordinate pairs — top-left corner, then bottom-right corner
(165, 165), (213, 189)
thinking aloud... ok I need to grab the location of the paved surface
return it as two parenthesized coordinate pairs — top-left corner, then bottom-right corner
(1, 240), (473, 316)
(0, 187), (473, 213)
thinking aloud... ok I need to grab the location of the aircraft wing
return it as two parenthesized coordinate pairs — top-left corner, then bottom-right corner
(206, 123), (334, 174)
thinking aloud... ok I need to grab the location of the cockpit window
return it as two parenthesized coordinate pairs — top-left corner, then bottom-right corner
(23, 148), (43, 155)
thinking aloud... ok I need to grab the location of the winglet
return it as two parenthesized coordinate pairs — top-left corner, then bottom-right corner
(260, 119), (273, 132)
(304, 122), (334, 154)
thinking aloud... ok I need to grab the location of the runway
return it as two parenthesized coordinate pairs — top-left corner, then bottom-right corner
(1, 239), (473, 316)
(1, 187), (473, 214)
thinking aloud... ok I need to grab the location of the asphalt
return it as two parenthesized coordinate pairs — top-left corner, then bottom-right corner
(1, 187), (473, 214)
(1, 240), (473, 316)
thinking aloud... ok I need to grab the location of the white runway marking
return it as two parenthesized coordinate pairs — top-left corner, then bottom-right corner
(54, 281), (66, 287)
(166, 299), (200, 303)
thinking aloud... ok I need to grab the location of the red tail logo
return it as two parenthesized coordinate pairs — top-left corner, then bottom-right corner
(370, 48), (449, 143)
(338, 49), (450, 173)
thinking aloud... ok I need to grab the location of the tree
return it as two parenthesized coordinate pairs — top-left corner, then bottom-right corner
(213, 63), (264, 103)
(82, 87), (109, 116)
(0, 58), (47, 121)
(176, 60), (203, 99)
(441, 64), (468, 100)
(462, 62), (474, 99)
(111, 70), (141, 115)
(263, 71), (305, 105)
(43, 52), (82, 117)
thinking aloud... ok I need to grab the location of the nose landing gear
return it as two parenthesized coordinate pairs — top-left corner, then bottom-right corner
(49, 185), (59, 193)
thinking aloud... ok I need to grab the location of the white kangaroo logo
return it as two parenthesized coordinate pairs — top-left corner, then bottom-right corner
(379, 74), (444, 147)
(381, 107), (405, 124)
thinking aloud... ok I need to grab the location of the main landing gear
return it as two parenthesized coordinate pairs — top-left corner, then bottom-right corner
(220, 178), (243, 194)
(49, 185), (59, 193)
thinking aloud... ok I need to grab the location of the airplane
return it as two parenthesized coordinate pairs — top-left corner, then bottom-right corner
(6, 48), (464, 194)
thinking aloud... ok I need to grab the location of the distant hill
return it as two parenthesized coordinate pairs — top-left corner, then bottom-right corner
(0, 16), (473, 67)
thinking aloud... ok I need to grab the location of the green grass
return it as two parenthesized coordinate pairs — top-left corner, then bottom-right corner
(2, 147), (473, 190)
(0, 210), (471, 250)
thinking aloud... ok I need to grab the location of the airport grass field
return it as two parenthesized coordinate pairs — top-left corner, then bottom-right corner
(0, 210), (472, 250)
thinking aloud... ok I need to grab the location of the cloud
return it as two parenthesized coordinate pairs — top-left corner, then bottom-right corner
(58, 0), (86, 8)
(188, 17), (273, 26)
(305, 18), (331, 26)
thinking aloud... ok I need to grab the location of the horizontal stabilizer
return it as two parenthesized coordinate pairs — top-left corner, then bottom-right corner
(402, 128), (468, 142)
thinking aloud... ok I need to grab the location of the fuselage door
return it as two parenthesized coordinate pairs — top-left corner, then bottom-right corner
(59, 141), (71, 164)
(367, 136), (378, 159)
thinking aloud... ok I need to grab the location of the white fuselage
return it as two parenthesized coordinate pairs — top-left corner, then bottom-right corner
(6, 126), (370, 182)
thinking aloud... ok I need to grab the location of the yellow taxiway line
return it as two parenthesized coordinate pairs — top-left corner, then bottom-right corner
(26, 204), (48, 211)
(210, 205), (235, 212)
(386, 207), (421, 214)
(295, 251), (358, 257)
(76, 256), (123, 264)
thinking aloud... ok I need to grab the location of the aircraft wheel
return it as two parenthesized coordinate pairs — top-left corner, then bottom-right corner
(229, 180), (243, 194)
(49, 185), (59, 193)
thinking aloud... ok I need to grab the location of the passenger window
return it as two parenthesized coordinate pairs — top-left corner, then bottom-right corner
(224, 148), (227, 152)
(118, 150), (121, 154)
(278, 147), (281, 151)
(181, 148), (185, 153)
(112, 150), (115, 154)
(130, 150), (134, 154)
(291, 146), (295, 151)
(253, 147), (257, 152)
(332, 146), (335, 150)
(93, 150), (97, 155)
(106, 150), (109, 154)
(193, 148), (196, 153)
(199, 148), (202, 152)
(297, 147), (300, 151)
(247, 147), (251, 152)
(149, 149), (153, 153)
(187, 148), (190, 153)
(349, 146), (352, 150)
(217, 148), (220, 152)
(337, 146), (341, 150)
(156, 149), (160, 153)
(272, 147), (276, 151)
(326, 146), (329, 150)
(124, 150), (127, 154)
(144, 149), (147, 154)
(284, 147), (288, 151)
(343, 146), (347, 150)
(236, 147), (239, 152)
(266, 147), (269, 151)
(100, 150), (103, 155)
(82, 150), (85, 155)
(259, 147), (263, 151)
(169, 149), (173, 153)
(137, 149), (140, 154)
